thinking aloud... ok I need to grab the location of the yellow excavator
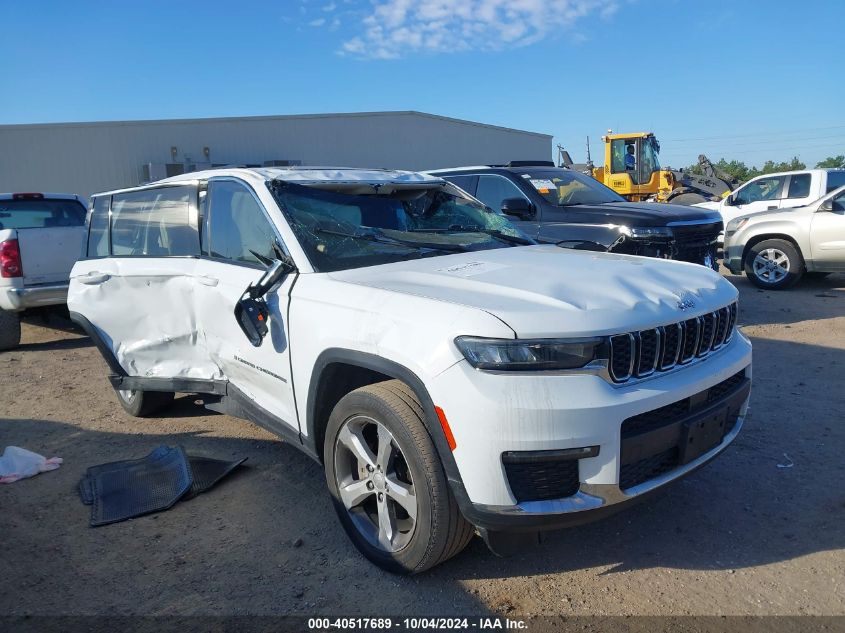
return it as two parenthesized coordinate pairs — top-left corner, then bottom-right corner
(558, 131), (742, 205)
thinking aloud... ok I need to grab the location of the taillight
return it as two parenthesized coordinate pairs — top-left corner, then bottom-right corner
(0, 239), (23, 278)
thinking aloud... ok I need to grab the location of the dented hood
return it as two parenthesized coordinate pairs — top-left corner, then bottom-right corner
(329, 245), (737, 338)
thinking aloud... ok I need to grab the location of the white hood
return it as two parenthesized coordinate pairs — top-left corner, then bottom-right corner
(330, 245), (737, 338)
(693, 201), (722, 212)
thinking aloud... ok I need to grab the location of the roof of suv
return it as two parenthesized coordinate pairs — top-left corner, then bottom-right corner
(428, 162), (559, 175)
(93, 167), (446, 197)
(0, 192), (83, 201)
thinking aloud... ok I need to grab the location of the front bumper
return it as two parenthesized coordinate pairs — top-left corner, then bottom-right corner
(723, 241), (744, 274)
(432, 332), (752, 532)
(0, 283), (69, 312)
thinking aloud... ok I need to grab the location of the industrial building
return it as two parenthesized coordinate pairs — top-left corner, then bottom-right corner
(0, 111), (552, 198)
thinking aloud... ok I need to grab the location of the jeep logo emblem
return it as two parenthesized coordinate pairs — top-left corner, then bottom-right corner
(677, 293), (696, 310)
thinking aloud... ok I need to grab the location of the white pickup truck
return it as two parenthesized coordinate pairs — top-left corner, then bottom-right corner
(696, 168), (845, 229)
(0, 192), (88, 350)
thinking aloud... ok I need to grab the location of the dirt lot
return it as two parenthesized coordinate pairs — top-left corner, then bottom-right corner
(1, 269), (843, 618)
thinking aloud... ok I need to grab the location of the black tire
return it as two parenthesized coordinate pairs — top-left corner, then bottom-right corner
(669, 192), (708, 205)
(744, 239), (804, 290)
(0, 309), (21, 351)
(324, 379), (473, 574)
(115, 389), (175, 417)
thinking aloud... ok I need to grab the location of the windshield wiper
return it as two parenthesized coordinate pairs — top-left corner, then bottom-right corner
(409, 226), (535, 246)
(314, 227), (470, 252)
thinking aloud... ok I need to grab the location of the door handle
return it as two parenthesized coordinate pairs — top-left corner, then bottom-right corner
(78, 272), (110, 285)
(767, 206), (778, 210)
(196, 275), (219, 287)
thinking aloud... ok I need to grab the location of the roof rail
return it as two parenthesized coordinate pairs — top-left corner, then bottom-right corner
(506, 160), (556, 168)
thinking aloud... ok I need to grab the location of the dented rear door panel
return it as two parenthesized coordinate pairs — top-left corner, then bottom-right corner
(69, 257), (222, 380)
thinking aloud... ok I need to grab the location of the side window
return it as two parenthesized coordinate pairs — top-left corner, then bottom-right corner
(825, 172), (845, 193)
(475, 175), (527, 212)
(786, 174), (811, 199)
(610, 139), (635, 174)
(110, 186), (198, 257)
(444, 175), (478, 196)
(734, 176), (786, 205)
(87, 196), (110, 257)
(205, 180), (277, 266)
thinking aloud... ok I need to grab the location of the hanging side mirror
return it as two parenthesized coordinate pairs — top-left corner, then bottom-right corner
(249, 259), (289, 299)
(235, 257), (296, 347)
(818, 199), (834, 213)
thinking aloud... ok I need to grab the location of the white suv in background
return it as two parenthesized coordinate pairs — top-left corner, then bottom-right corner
(68, 167), (752, 573)
(723, 185), (845, 289)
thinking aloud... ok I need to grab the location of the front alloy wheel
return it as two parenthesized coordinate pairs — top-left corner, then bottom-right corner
(324, 380), (473, 573)
(745, 238), (804, 290)
(334, 416), (418, 552)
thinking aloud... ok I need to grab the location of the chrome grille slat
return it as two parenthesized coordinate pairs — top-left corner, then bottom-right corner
(680, 318), (700, 363)
(635, 328), (660, 377)
(697, 313), (716, 357)
(608, 302), (738, 384)
(609, 333), (635, 382)
(659, 323), (682, 370)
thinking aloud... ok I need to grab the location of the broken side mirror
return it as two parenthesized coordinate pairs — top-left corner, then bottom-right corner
(235, 258), (296, 347)
(501, 197), (534, 219)
(235, 296), (270, 348)
(249, 259), (289, 299)
(818, 199), (834, 212)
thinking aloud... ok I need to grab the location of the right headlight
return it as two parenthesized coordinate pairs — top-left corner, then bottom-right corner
(454, 336), (607, 371)
(725, 217), (749, 234)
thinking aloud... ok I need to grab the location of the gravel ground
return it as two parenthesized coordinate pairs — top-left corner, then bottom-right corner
(1, 269), (843, 618)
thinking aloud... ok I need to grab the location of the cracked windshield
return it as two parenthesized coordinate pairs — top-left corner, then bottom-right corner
(270, 180), (532, 272)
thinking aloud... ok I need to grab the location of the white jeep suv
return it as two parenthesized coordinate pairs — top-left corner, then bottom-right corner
(68, 167), (752, 573)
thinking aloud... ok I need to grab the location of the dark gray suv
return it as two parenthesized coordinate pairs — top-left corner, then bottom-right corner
(430, 162), (723, 267)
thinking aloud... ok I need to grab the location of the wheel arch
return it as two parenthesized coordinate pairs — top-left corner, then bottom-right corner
(305, 349), (470, 506)
(741, 233), (806, 270)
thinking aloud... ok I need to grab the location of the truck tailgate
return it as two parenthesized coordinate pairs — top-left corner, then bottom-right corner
(17, 227), (86, 285)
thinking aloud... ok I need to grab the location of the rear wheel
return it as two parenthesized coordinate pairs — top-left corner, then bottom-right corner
(745, 239), (804, 290)
(116, 389), (175, 417)
(324, 380), (473, 574)
(0, 310), (21, 351)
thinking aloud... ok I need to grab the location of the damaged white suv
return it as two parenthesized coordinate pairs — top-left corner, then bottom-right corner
(68, 167), (752, 573)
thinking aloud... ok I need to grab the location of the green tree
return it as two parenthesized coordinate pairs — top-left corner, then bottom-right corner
(685, 156), (809, 182)
(760, 156), (805, 174)
(816, 155), (845, 168)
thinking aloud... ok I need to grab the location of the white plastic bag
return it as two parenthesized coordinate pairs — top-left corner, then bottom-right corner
(0, 446), (62, 484)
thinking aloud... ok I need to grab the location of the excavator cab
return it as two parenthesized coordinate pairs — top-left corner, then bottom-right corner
(597, 132), (671, 201)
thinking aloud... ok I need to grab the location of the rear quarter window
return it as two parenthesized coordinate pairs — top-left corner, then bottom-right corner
(786, 174), (811, 199)
(826, 171), (845, 193)
(87, 196), (110, 258)
(0, 198), (86, 230)
(110, 186), (198, 257)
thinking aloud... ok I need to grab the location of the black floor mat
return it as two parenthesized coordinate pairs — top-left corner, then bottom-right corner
(79, 446), (246, 527)
(185, 456), (248, 499)
(78, 446), (174, 506)
(90, 446), (193, 527)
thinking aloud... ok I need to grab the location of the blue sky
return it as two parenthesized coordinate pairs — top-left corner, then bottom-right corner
(1, 0), (842, 169)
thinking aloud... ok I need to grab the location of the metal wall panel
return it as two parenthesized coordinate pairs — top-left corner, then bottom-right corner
(0, 112), (552, 198)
